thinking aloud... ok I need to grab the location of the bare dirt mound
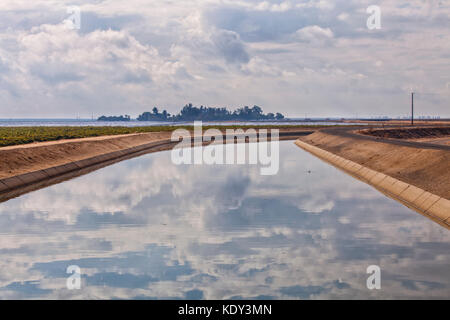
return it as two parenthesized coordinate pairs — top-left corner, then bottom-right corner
(359, 127), (450, 140)
(0, 132), (173, 179)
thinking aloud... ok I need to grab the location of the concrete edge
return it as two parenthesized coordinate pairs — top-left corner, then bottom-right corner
(294, 139), (450, 229)
(0, 139), (176, 193)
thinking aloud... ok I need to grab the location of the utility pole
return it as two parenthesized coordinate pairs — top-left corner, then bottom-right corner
(411, 92), (414, 126)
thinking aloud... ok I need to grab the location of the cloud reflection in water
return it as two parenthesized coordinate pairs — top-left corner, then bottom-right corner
(0, 142), (448, 299)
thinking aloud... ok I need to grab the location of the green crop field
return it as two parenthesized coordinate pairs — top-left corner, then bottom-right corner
(0, 125), (330, 147)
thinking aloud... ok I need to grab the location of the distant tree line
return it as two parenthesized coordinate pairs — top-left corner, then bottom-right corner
(136, 104), (285, 122)
(97, 115), (131, 122)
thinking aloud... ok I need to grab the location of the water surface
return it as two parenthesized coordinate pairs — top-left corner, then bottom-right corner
(0, 142), (448, 299)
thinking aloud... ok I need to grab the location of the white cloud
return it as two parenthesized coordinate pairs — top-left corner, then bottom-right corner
(296, 0), (334, 10)
(247, 1), (293, 12)
(295, 25), (334, 43)
(241, 56), (295, 77)
(0, 0), (448, 118)
(337, 12), (349, 21)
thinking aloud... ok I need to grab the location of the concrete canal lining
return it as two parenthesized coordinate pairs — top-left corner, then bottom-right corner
(295, 139), (450, 229)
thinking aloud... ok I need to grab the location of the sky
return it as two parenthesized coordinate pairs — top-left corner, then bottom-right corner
(0, 0), (449, 119)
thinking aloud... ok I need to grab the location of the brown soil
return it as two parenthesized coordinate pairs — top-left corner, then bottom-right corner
(0, 132), (173, 179)
(299, 130), (450, 199)
(359, 126), (450, 140)
(344, 119), (450, 126)
(410, 137), (450, 146)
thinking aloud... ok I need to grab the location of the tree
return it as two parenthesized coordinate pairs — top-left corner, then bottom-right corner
(137, 104), (285, 122)
(252, 105), (263, 116)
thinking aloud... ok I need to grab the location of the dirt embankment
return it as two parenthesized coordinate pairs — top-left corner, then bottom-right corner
(344, 119), (450, 126)
(359, 126), (450, 140)
(299, 130), (450, 200)
(0, 132), (174, 179)
(0, 128), (312, 180)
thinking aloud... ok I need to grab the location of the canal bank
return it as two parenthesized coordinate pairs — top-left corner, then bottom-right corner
(295, 129), (450, 229)
(0, 129), (312, 201)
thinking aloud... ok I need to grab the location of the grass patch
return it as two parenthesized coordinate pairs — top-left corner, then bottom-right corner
(0, 125), (330, 147)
